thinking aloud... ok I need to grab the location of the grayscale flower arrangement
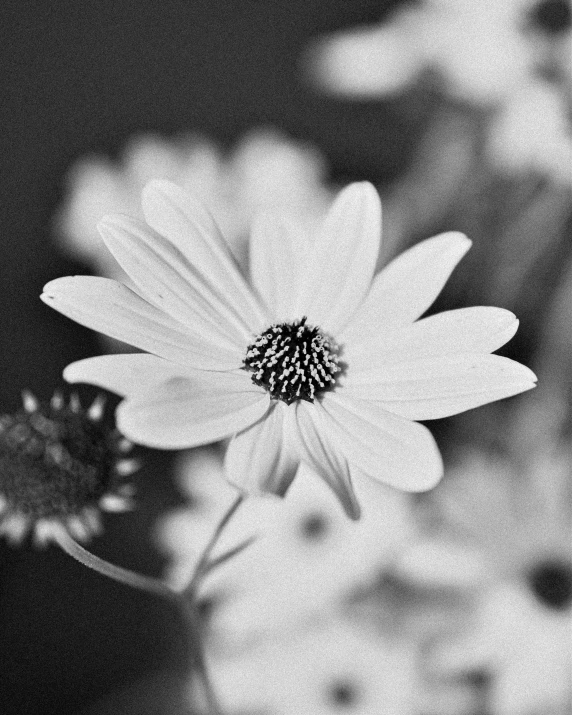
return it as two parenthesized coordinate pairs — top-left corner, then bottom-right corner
(2, 2), (571, 714)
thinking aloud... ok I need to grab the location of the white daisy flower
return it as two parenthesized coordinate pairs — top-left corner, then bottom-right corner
(41, 180), (536, 517)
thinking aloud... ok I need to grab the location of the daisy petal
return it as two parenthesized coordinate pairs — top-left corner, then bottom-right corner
(142, 180), (267, 333)
(98, 215), (249, 351)
(322, 393), (443, 491)
(295, 182), (381, 334)
(224, 401), (299, 496)
(344, 307), (519, 373)
(293, 401), (361, 519)
(41, 276), (242, 370)
(341, 232), (471, 344)
(249, 212), (309, 322)
(344, 354), (537, 419)
(117, 372), (270, 449)
(64, 354), (192, 397)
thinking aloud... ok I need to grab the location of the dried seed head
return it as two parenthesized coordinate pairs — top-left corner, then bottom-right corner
(0, 391), (138, 546)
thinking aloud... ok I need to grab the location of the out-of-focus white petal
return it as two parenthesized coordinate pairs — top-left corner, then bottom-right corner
(396, 539), (487, 588)
(345, 353), (537, 420)
(116, 372), (269, 449)
(307, 21), (424, 97)
(432, 583), (572, 715)
(141, 180), (267, 333)
(225, 401), (299, 496)
(341, 232), (471, 344)
(293, 401), (361, 520)
(322, 392), (443, 491)
(434, 9), (533, 104)
(98, 215), (250, 352)
(296, 182), (381, 334)
(488, 81), (572, 184)
(344, 307), (519, 373)
(63, 354), (193, 397)
(210, 619), (416, 715)
(249, 212), (309, 322)
(41, 276), (242, 370)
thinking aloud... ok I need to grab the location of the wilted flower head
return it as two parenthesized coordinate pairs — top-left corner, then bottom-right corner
(54, 128), (333, 280)
(42, 180), (535, 518)
(0, 391), (137, 546)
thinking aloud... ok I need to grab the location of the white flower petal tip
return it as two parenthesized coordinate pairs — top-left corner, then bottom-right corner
(41, 276), (79, 303)
(321, 395), (443, 494)
(295, 181), (381, 334)
(142, 177), (180, 194)
(346, 355), (537, 421)
(412, 231), (472, 271)
(342, 230), (473, 342)
(293, 402), (362, 520)
(141, 178), (190, 207)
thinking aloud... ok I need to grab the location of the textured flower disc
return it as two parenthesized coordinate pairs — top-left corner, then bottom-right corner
(528, 558), (572, 610)
(243, 317), (341, 404)
(0, 391), (137, 545)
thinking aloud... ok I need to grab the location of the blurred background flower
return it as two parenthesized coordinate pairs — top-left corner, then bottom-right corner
(54, 129), (334, 284)
(398, 442), (572, 715)
(305, 0), (570, 107)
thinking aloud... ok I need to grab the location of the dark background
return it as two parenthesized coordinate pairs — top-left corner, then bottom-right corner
(0, 2), (419, 713)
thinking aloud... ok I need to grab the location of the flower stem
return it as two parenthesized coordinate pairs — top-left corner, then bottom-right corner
(55, 531), (177, 602)
(56, 496), (245, 715)
(56, 532), (223, 714)
(184, 493), (245, 598)
(177, 493), (246, 715)
(181, 599), (225, 715)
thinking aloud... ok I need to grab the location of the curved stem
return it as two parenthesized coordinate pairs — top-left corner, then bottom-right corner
(181, 599), (224, 715)
(57, 495), (246, 715)
(56, 532), (224, 713)
(55, 531), (177, 602)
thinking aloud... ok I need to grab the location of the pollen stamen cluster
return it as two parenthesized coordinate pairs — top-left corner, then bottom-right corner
(243, 317), (340, 404)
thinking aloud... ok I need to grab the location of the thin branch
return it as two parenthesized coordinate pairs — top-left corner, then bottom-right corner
(185, 493), (245, 597)
(200, 535), (257, 578)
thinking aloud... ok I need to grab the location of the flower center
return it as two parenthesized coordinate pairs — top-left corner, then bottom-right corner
(528, 558), (572, 610)
(0, 398), (120, 519)
(243, 317), (340, 405)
